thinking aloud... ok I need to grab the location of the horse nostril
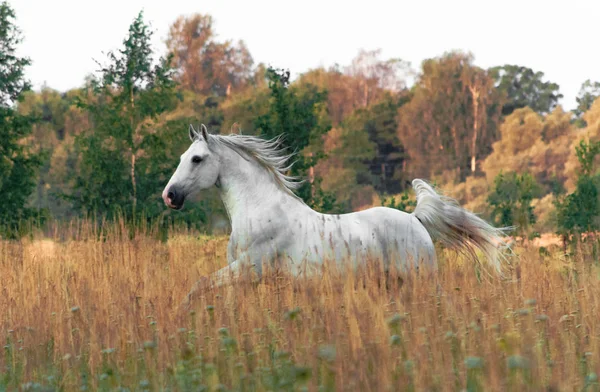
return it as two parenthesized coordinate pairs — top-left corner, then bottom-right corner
(167, 191), (175, 200)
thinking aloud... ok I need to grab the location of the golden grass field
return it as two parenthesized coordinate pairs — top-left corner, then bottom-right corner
(1, 221), (600, 391)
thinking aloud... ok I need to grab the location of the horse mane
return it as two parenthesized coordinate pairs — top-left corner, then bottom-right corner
(208, 133), (305, 201)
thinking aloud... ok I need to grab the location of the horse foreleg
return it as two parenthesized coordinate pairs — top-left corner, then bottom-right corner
(179, 260), (262, 310)
(178, 261), (240, 310)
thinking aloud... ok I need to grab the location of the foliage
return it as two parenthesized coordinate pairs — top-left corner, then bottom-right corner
(556, 175), (600, 237)
(488, 171), (540, 236)
(310, 177), (345, 214)
(490, 64), (563, 115)
(575, 138), (600, 177)
(343, 49), (410, 106)
(0, 1), (44, 237)
(555, 140), (600, 237)
(482, 107), (574, 196)
(69, 11), (186, 225)
(17, 87), (86, 220)
(573, 80), (600, 127)
(254, 66), (343, 212)
(381, 190), (417, 213)
(345, 92), (409, 193)
(491, 108), (544, 156)
(397, 51), (503, 181)
(166, 14), (254, 96)
(8, 9), (600, 236)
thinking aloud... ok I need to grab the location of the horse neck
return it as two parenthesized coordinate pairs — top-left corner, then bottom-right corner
(215, 144), (304, 231)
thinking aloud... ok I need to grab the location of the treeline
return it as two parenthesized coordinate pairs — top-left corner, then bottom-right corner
(2, 3), (600, 241)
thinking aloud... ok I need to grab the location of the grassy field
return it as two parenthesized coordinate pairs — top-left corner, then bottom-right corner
(1, 221), (600, 391)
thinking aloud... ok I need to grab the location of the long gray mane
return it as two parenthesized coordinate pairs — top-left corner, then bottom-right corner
(208, 133), (304, 200)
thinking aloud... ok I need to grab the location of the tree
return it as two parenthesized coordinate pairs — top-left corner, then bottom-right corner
(397, 51), (502, 181)
(14, 86), (97, 221)
(556, 140), (600, 241)
(573, 80), (600, 127)
(343, 92), (409, 193)
(70, 11), (182, 222)
(299, 51), (411, 127)
(490, 65), (563, 115)
(482, 107), (574, 196)
(344, 49), (410, 108)
(381, 189), (417, 213)
(315, 124), (376, 209)
(488, 171), (540, 237)
(0, 1), (43, 236)
(219, 79), (270, 135)
(462, 65), (498, 173)
(166, 14), (253, 96)
(254, 67), (342, 212)
(488, 108), (544, 157)
(17, 87), (75, 213)
(542, 106), (572, 141)
(299, 67), (360, 126)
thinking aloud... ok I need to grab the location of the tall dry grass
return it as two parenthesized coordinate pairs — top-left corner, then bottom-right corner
(1, 220), (600, 391)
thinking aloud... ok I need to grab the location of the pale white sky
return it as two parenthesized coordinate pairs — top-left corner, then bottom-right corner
(12, 0), (600, 110)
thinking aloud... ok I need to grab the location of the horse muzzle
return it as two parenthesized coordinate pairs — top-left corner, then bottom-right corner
(163, 184), (186, 210)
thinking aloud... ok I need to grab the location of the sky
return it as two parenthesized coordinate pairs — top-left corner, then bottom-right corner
(12, 0), (600, 111)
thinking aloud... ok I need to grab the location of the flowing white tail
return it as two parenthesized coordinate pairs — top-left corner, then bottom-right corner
(411, 179), (511, 275)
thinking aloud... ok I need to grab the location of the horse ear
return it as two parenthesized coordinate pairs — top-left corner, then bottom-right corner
(200, 124), (209, 141)
(189, 124), (198, 141)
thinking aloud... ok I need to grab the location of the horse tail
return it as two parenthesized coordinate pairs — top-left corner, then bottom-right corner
(411, 179), (512, 275)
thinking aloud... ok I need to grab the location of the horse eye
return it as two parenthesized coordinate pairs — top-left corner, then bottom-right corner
(191, 155), (203, 164)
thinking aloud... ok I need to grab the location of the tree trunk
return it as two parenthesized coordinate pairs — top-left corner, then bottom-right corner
(451, 125), (461, 175)
(469, 85), (481, 174)
(471, 92), (479, 173)
(131, 153), (137, 208)
(471, 122), (478, 173)
(308, 152), (315, 198)
(130, 88), (137, 217)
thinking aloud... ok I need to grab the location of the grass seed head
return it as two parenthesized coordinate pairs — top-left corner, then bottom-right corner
(536, 314), (549, 322)
(143, 341), (157, 350)
(507, 355), (530, 370)
(465, 357), (484, 369)
(387, 313), (406, 328)
(318, 345), (336, 362)
(525, 298), (537, 306)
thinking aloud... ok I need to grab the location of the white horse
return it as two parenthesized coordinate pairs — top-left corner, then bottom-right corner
(163, 125), (510, 307)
